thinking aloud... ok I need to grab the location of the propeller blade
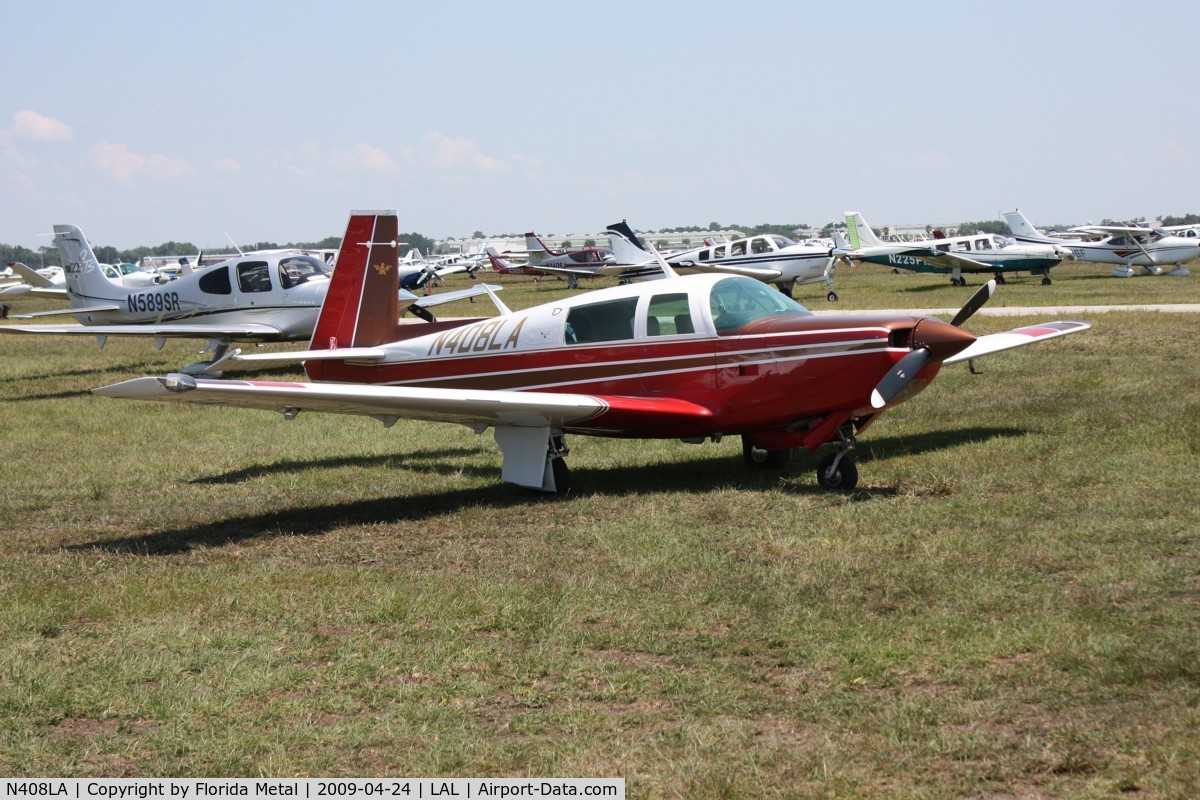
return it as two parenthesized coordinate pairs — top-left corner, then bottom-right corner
(949, 278), (996, 328)
(870, 348), (930, 409)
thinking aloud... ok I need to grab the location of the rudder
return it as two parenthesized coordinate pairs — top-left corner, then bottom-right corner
(310, 210), (401, 350)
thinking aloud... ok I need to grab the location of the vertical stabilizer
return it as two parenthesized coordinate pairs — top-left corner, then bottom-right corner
(53, 224), (122, 306)
(309, 210), (401, 350)
(524, 232), (551, 266)
(843, 212), (884, 249)
(1002, 209), (1053, 242)
(605, 220), (649, 263)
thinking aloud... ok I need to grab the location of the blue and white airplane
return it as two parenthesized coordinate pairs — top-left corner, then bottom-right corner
(843, 211), (1073, 286)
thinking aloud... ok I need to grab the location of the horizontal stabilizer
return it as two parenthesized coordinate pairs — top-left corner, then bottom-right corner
(413, 284), (503, 308)
(0, 321), (283, 339)
(673, 262), (784, 280)
(205, 346), (389, 373)
(12, 304), (121, 319)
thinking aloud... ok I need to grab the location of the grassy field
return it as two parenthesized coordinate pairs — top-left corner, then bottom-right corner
(1, 264), (1198, 796)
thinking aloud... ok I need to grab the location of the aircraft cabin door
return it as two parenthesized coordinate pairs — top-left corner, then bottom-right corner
(637, 291), (713, 396)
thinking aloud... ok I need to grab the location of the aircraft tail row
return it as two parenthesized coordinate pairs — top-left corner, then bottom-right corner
(306, 211), (487, 367)
(843, 211), (885, 249)
(52, 224), (124, 306)
(1001, 209), (1056, 243)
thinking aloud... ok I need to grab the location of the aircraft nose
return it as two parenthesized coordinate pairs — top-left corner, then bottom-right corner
(912, 318), (977, 361)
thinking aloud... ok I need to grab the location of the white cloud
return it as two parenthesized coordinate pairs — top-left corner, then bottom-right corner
(212, 156), (242, 172)
(11, 110), (74, 141)
(422, 132), (510, 173)
(1, 147), (38, 170)
(333, 142), (399, 172)
(90, 142), (197, 183)
(1163, 139), (1191, 163)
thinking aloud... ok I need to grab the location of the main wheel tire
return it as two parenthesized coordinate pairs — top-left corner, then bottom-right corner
(816, 454), (858, 492)
(827, 291), (838, 302)
(742, 435), (791, 470)
(551, 457), (571, 496)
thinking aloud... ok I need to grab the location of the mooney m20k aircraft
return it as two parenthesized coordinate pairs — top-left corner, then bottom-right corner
(0, 223), (499, 373)
(95, 210), (1092, 495)
(843, 212), (1073, 286)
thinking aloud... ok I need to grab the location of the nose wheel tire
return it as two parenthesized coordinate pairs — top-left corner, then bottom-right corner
(817, 453), (858, 492)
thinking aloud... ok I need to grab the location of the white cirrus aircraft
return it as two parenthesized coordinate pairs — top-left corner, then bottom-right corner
(606, 221), (845, 300)
(0, 222), (502, 373)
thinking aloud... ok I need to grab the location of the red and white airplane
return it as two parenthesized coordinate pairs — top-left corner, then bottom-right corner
(95, 210), (1092, 495)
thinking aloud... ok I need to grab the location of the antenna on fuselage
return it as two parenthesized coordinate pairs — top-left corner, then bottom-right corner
(224, 231), (245, 257)
(645, 241), (679, 280)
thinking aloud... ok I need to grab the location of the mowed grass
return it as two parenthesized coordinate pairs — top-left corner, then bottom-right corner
(0, 265), (1198, 796)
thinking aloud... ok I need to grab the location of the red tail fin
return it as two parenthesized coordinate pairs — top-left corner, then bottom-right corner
(310, 210), (401, 350)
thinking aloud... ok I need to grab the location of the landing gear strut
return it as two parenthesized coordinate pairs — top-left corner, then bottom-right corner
(816, 424), (859, 492)
(546, 434), (571, 496)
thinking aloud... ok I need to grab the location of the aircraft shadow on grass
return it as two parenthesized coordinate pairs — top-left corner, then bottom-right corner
(73, 426), (1026, 556)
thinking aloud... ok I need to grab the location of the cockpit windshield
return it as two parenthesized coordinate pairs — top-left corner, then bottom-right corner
(278, 255), (330, 288)
(709, 276), (811, 332)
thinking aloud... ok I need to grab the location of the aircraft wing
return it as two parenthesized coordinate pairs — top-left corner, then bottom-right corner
(1071, 225), (1151, 236)
(93, 375), (715, 430)
(944, 320), (1092, 364)
(413, 283), (503, 308)
(887, 247), (994, 272)
(0, 321), (287, 340)
(7, 262), (58, 288)
(670, 261), (784, 280)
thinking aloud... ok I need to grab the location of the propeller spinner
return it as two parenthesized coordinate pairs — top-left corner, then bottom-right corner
(869, 280), (995, 409)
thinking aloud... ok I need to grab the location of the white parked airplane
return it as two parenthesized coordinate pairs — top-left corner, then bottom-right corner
(1003, 209), (1197, 277)
(843, 211), (1073, 286)
(606, 221), (843, 300)
(0, 222), (503, 372)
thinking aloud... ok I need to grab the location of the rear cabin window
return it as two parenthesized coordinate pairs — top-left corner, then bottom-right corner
(645, 293), (694, 336)
(237, 261), (272, 293)
(199, 266), (232, 295)
(565, 297), (638, 344)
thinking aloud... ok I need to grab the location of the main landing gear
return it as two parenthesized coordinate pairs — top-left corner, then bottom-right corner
(741, 424), (860, 493)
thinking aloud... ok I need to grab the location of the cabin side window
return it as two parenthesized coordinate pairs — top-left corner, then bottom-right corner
(709, 276), (811, 333)
(278, 255), (328, 289)
(712, 245), (726, 259)
(237, 261), (272, 293)
(698, 249), (711, 262)
(645, 293), (694, 337)
(975, 238), (992, 250)
(730, 241), (747, 257)
(199, 266), (232, 295)
(751, 238), (770, 254)
(564, 297), (638, 344)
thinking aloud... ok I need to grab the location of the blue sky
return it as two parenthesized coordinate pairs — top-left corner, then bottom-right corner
(2, 0), (1197, 250)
